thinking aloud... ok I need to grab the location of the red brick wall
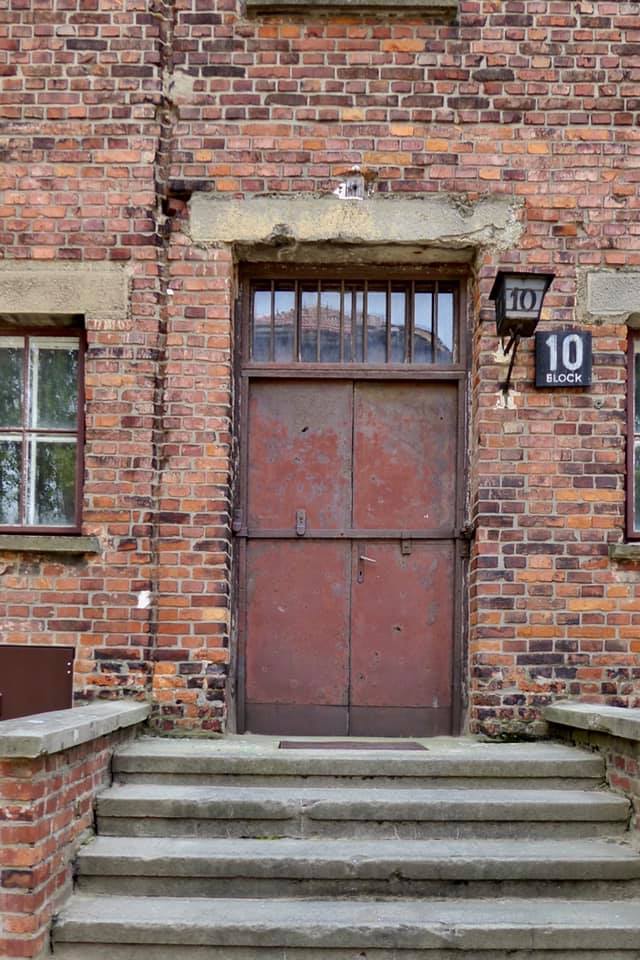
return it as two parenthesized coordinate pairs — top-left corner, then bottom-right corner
(551, 723), (640, 835)
(0, 726), (139, 959)
(1, 0), (640, 734)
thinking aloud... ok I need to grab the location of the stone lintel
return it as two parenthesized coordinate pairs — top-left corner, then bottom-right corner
(189, 194), (523, 258)
(545, 701), (640, 744)
(0, 262), (129, 321)
(0, 701), (150, 759)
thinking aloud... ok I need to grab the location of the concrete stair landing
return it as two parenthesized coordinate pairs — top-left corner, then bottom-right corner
(53, 736), (640, 958)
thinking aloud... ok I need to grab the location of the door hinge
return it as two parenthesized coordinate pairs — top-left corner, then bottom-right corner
(232, 510), (243, 533)
(295, 509), (306, 536)
(401, 534), (412, 556)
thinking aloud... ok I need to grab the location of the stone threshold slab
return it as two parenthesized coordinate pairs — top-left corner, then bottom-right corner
(114, 737), (604, 779)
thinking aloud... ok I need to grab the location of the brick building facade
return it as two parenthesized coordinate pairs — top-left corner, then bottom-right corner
(1, 0), (640, 738)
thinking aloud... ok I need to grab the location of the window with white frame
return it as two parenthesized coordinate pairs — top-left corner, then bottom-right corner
(0, 333), (83, 530)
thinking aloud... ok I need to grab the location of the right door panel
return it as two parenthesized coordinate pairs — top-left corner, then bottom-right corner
(349, 540), (455, 736)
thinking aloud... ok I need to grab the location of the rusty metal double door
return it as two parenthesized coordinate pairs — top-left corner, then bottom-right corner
(240, 377), (461, 737)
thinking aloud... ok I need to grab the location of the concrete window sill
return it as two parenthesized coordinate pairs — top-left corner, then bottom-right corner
(246, 0), (457, 12)
(0, 534), (101, 554)
(609, 544), (640, 563)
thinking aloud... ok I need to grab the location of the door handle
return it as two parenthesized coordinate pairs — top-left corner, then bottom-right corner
(357, 552), (376, 583)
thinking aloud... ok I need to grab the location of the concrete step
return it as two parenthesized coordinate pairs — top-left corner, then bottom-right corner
(76, 835), (640, 899)
(96, 783), (630, 840)
(52, 895), (640, 958)
(113, 736), (605, 788)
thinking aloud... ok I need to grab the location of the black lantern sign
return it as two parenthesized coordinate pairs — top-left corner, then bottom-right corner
(489, 271), (555, 339)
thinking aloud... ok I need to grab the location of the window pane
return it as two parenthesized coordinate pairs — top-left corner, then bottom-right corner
(252, 287), (272, 361)
(31, 439), (77, 526)
(367, 289), (387, 363)
(354, 290), (364, 362)
(635, 351), (640, 435)
(0, 341), (24, 428)
(273, 286), (295, 362)
(342, 289), (353, 362)
(636, 442), (640, 533)
(301, 287), (318, 362)
(319, 289), (341, 362)
(414, 290), (433, 362)
(0, 439), (21, 525)
(30, 341), (79, 430)
(390, 290), (406, 363)
(436, 292), (455, 363)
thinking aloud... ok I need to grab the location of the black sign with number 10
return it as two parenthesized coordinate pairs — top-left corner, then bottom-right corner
(535, 330), (592, 388)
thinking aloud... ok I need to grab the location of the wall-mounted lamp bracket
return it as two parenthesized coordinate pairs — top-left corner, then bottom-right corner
(499, 331), (522, 394)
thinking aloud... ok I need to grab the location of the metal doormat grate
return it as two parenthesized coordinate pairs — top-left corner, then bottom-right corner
(279, 741), (427, 751)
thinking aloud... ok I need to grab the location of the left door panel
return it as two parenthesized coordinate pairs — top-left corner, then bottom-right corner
(244, 380), (353, 734)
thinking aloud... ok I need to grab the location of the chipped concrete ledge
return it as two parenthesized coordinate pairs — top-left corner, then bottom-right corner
(189, 194), (523, 260)
(0, 261), (130, 321)
(0, 701), (150, 759)
(545, 701), (640, 744)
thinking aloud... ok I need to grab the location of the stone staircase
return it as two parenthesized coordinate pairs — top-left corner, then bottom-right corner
(53, 737), (640, 958)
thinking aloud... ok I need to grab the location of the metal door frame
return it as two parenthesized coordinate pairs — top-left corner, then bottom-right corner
(233, 263), (470, 735)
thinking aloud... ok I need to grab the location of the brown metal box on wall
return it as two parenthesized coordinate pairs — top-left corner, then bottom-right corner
(0, 645), (75, 721)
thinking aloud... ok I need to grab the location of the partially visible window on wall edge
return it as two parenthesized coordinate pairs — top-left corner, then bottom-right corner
(627, 332), (640, 540)
(244, 0), (457, 14)
(0, 326), (85, 533)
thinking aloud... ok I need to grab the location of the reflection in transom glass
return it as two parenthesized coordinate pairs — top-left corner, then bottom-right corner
(250, 279), (457, 365)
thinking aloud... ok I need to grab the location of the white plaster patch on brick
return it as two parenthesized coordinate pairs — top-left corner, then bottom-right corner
(137, 591), (151, 610)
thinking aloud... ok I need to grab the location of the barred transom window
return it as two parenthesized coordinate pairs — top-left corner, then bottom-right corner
(250, 280), (457, 364)
(0, 334), (82, 530)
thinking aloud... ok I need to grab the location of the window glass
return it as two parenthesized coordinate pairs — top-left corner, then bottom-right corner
(436, 292), (455, 363)
(273, 286), (295, 362)
(30, 340), (78, 430)
(366, 288), (387, 363)
(252, 287), (272, 361)
(414, 289), (433, 362)
(319, 289), (341, 362)
(0, 333), (81, 529)
(0, 339), (23, 428)
(635, 349), (640, 436)
(342, 289), (353, 362)
(354, 289), (365, 362)
(390, 289), (406, 363)
(30, 439), (77, 526)
(249, 278), (458, 366)
(0, 438), (21, 525)
(300, 287), (318, 362)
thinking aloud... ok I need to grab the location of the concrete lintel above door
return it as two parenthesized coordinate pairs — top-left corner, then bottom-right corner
(189, 194), (523, 264)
